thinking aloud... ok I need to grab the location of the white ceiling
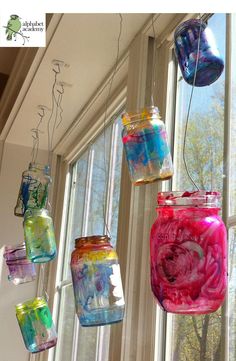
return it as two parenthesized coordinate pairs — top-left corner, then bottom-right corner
(4, 13), (177, 153)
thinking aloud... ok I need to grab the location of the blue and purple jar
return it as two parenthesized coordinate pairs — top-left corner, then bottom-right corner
(4, 243), (36, 285)
(174, 19), (224, 86)
(122, 106), (173, 185)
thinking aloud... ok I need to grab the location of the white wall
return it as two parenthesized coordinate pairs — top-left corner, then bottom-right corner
(0, 142), (48, 361)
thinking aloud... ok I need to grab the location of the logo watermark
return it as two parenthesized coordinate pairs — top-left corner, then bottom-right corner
(0, 13), (45, 47)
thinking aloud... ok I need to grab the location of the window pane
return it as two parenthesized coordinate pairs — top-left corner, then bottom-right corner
(86, 126), (112, 236)
(76, 326), (98, 361)
(167, 14), (226, 361)
(63, 151), (89, 281)
(55, 284), (75, 361)
(54, 112), (124, 361)
(229, 14), (236, 216)
(229, 226), (236, 361)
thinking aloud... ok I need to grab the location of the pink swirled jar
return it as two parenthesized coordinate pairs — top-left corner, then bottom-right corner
(150, 191), (227, 314)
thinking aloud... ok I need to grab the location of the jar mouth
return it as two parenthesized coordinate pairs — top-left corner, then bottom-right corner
(75, 235), (110, 247)
(24, 208), (49, 218)
(157, 191), (221, 207)
(174, 18), (207, 39)
(29, 162), (50, 175)
(16, 297), (47, 314)
(122, 106), (161, 126)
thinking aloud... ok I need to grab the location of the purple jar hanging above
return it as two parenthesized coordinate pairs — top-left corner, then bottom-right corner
(174, 19), (224, 86)
(3, 243), (36, 285)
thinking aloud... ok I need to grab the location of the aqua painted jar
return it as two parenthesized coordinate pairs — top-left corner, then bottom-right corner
(3, 243), (36, 285)
(150, 191), (227, 314)
(174, 19), (224, 86)
(24, 209), (57, 263)
(71, 235), (125, 327)
(122, 107), (173, 185)
(16, 297), (57, 353)
(14, 163), (51, 217)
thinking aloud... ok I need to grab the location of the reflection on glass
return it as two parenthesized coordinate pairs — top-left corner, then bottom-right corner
(167, 13), (226, 361)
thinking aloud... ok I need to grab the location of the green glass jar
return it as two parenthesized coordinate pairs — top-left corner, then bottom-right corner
(16, 297), (57, 353)
(24, 208), (57, 263)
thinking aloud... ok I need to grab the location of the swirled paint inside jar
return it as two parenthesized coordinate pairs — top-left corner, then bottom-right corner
(15, 297), (57, 353)
(3, 243), (36, 285)
(71, 235), (125, 326)
(122, 107), (173, 185)
(174, 19), (224, 86)
(24, 208), (57, 263)
(150, 191), (227, 314)
(14, 163), (51, 217)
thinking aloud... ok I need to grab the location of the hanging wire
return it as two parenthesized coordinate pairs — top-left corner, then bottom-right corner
(47, 64), (66, 169)
(39, 263), (49, 301)
(31, 107), (45, 163)
(151, 14), (157, 106)
(102, 13), (123, 238)
(182, 18), (203, 191)
(47, 63), (61, 167)
(50, 83), (65, 151)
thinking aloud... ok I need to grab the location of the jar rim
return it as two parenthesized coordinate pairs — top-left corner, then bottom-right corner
(174, 18), (207, 39)
(75, 235), (110, 247)
(28, 162), (51, 176)
(4, 242), (25, 257)
(157, 191), (221, 207)
(122, 106), (161, 126)
(15, 297), (47, 314)
(24, 208), (49, 218)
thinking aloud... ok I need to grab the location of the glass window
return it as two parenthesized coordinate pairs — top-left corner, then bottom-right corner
(229, 226), (236, 361)
(229, 14), (236, 216)
(167, 14), (226, 361)
(54, 113), (123, 361)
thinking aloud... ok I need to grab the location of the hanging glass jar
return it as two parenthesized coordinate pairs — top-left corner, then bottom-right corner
(150, 191), (227, 314)
(24, 209), (57, 263)
(16, 297), (57, 353)
(174, 19), (224, 86)
(3, 243), (36, 285)
(122, 106), (173, 185)
(71, 235), (125, 327)
(14, 163), (51, 217)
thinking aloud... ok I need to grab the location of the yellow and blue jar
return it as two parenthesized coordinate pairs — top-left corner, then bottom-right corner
(71, 235), (125, 327)
(16, 297), (57, 353)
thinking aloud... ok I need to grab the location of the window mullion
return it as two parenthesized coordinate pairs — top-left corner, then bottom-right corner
(82, 146), (94, 235)
(221, 13), (233, 361)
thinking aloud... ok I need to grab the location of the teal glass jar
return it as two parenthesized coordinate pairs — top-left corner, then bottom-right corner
(14, 163), (51, 217)
(16, 297), (57, 353)
(24, 209), (57, 263)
